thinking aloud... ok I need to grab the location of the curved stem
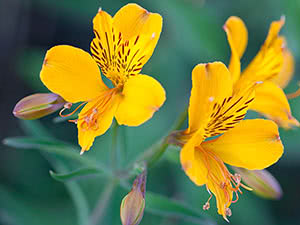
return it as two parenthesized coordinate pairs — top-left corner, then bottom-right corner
(86, 180), (117, 225)
(111, 122), (119, 170)
(136, 108), (188, 170)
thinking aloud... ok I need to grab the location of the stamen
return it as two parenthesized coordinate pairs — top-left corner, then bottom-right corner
(203, 202), (210, 210)
(59, 102), (87, 117)
(79, 88), (119, 132)
(225, 208), (232, 217)
(234, 173), (241, 183)
(287, 84), (300, 99)
(197, 147), (251, 215)
(203, 190), (212, 210)
(80, 149), (85, 155)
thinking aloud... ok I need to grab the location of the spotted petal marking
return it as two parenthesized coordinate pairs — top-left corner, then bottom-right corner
(204, 85), (255, 138)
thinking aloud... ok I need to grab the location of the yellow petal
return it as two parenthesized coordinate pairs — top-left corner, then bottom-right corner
(187, 62), (233, 133)
(90, 9), (116, 81)
(182, 141), (233, 219)
(113, 3), (162, 78)
(224, 16), (248, 84)
(77, 93), (121, 152)
(115, 74), (165, 126)
(40, 45), (107, 103)
(236, 17), (285, 91)
(265, 17), (286, 47)
(180, 132), (207, 186)
(202, 119), (284, 170)
(271, 45), (295, 88)
(204, 82), (255, 138)
(250, 81), (299, 129)
(113, 3), (162, 41)
(91, 4), (162, 85)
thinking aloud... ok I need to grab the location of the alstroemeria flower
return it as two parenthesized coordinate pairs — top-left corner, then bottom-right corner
(175, 62), (283, 220)
(224, 16), (299, 129)
(40, 4), (166, 154)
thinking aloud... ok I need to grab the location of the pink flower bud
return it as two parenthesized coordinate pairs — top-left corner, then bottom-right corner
(13, 93), (65, 120)
(232, 167), (282, 199)
(120, 171), (147, 225)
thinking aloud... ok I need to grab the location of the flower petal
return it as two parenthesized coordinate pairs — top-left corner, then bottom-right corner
(202, 119), (284, 170)
(181, 138), (233, 220)
(90, 9), (117, 81)
(115, 74), (165, 126)
(224, 16), (248, 84)
(235, 17), (285, 91)
(113, 4), (162, 77)
(77, 94), (120, 152)
(180, 132), (207, 186)
(40, 45), (107, 103)
(271, 45), (295, 88)
(113, 3), (162, 42)
(250, 81), (299, 129)
(91, 4), (162, 84)
(187, 62), (233, 133)
(188, 63), (255, 138)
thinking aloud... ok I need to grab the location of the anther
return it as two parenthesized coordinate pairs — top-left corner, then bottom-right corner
(203, 202), (210, 210)
(234, 173), (242, 183)
(64, 103), (72, 109)
(203, 193), (212, 211)
(287, 83), (300, 99)
(220, 182), (226, 189)
(225, 208), (232, 217)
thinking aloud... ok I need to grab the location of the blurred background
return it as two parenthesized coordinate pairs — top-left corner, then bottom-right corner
(1, 0), (300, 224)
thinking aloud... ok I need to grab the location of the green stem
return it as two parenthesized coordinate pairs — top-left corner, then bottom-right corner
(54, 162), (90, 225)
(111, 122), (119, 170)
(86, 180), (117, 225)
(135, 108), (188, 170)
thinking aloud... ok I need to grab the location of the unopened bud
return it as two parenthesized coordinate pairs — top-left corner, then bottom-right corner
(120, 170), (147, 225)
(232, 167), (282, 199)
(13, 93), (66, 120)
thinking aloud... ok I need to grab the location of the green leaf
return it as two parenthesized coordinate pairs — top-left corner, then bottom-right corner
(0, 184), (75, 225)
(17, 120), (91, 225)
(145, 192), (216, 225)
(50, 167), (102, 182)
(2, 137), (112, 176)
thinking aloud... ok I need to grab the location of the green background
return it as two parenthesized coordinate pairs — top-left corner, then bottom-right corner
(1, 0), (300, 224)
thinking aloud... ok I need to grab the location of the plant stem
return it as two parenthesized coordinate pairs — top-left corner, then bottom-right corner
(86, 180), (117, 225)
(111, 122), (119, 170)
(136, 108), (188, 169)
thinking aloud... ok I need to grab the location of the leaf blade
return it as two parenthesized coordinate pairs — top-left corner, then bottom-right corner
(50, 167), (102, 182)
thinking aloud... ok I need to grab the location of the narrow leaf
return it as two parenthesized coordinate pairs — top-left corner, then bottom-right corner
(2, 137), (112, 176)
(50, 167), (102, 182)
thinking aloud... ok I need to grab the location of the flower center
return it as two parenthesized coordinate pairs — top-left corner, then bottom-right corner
(79, 88), (120, 131)
(59, 87), (121, 131)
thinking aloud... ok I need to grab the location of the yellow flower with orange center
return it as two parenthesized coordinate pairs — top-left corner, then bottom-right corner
(224, 16), (299, 129)
(40, 4), (166, 154)
(174, 62), (283, 220)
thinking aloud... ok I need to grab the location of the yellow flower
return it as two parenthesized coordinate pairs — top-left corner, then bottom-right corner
(176, 62), (283, 220)
(40, 4), (166, 154)
(224, 16), (299, 129)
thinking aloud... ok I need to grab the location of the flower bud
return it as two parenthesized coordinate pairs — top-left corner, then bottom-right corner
(232, 167), (282, 199)
(120, 170), (147, 225)
(13, 93), (66, 120)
